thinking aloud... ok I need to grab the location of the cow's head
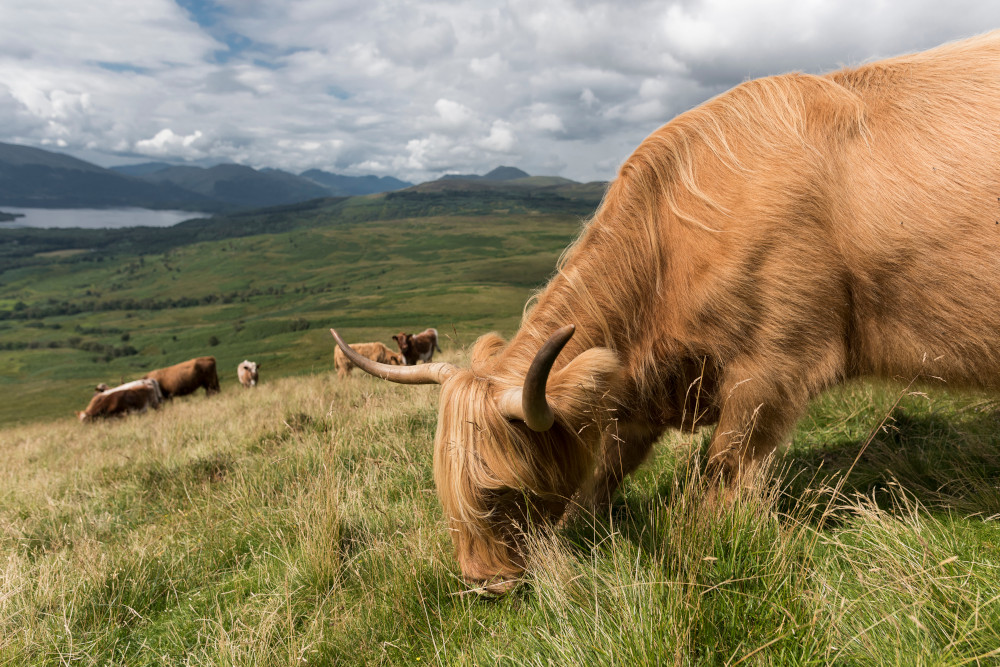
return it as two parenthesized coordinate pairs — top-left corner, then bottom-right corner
(392, 332), (413, 358)
(331, 326), (619, 592)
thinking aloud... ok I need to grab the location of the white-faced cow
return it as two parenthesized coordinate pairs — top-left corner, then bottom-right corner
(144, 357), (220, 399)
(332, 33), (1000, 592)
(237, 360), (260, 388)
(334, 341), (404, 379)
(392, 328), (442, 365)
(78, 379), (164, 422)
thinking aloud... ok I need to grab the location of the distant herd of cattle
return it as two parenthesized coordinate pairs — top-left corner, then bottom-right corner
(77, 328), (440, 421)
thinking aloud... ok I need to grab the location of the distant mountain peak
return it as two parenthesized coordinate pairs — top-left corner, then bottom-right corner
(299, 169), (411, 196)
(439, 166), (530, 182)
(483, 166), (529, 181)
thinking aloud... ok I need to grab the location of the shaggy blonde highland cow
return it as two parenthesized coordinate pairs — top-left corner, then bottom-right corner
(334, 341), (404, 378)
(332, 32), (1000, 592)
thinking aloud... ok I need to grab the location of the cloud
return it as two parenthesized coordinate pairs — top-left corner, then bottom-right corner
(135, 129), (206, 157)
(434, 99), (479, 130)
(479, 121), (516, 153)
(0, 1), (997, 183)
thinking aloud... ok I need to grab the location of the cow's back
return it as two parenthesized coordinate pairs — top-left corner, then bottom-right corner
(145, 356), (219, 398)
(335, 342), (400, 377)
(823, 34), (1000, 384)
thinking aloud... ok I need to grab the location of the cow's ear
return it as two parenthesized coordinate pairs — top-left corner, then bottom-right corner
(471, 333), (506, 364)
(544, 347), (622, 428)
(392, 334), (399, 342)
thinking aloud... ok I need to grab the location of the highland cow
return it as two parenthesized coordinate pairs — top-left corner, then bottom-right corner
(393, 328), (442, 365)
(332, 33), (1000, 591)
(333, 341), (404, 379)
(144, 357), (220, 399)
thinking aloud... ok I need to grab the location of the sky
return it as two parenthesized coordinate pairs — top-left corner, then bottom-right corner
(0, 1), (997, 184)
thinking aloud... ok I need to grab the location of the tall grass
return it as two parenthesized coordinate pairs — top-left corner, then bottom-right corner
(1, 356), (998, 664)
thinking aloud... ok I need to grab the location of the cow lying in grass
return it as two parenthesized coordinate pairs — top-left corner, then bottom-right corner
(78, 379), (164, 422)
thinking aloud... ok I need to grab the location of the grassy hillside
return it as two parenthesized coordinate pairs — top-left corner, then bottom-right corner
(2, 366), (999, 664)
(3, 189), (1000, 663)
(0, 205), (584, 426)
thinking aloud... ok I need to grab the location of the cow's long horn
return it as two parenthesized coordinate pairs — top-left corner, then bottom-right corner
(499, 324), (575, 431)
(330, 329), (455, 384)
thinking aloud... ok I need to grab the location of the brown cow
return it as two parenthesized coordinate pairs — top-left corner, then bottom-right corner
(334, 342), (404, 379)
(332, 33), (1000, 591)
(392, 328), (442, 365)
(78, 379), (164, 421)
(237, 360), (260, 388)
(144, 356), (220, 398)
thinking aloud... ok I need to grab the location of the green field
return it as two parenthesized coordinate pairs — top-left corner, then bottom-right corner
(2, 192), (1000, 663)
(0, 194), (587, 425)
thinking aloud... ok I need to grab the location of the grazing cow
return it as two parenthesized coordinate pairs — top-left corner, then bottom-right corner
(334, 342), (404, 379)
(144, 356), (220, 399)
(392, 328), (442, 365)
(332, 33), (1000, 591)
(78, 379), (164, 421)
(237, 360), (260, 388)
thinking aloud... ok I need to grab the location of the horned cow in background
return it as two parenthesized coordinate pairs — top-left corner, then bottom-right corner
(334, 341), (404, 379)
(393, 328), (442, 365)
(144, 356), (220, 399)
(237, 360), (260, 388)
(333, 33), (1000, 592)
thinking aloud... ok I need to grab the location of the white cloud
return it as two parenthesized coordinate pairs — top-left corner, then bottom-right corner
(479, 120), (516, 153)
(531, 113), (565, 134)
(434, 99), (478, 129)
(0, 1), (997, 183)
(136, 129), (205, 157)
(469, 54), (506, 79)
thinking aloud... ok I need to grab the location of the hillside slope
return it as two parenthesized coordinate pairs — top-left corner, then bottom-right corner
(0, 204), (585, 426)
(2, 369), (999, 663)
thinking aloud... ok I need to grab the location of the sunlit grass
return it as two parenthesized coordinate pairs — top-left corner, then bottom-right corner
(2, 359), (999, 664)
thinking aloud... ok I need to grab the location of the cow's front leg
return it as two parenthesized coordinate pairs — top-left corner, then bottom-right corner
(704, 372), (809, 492)
(559, 420), (665, 525)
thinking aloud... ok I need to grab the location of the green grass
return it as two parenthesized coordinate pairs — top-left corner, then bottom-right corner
(3, 196), (1000, 663)
(2, 366), (999, 664)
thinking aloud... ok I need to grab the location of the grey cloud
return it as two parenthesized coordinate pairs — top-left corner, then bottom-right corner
(1, 1), (999, 184)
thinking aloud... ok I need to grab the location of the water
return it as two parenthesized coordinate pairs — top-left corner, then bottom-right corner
(0, 207), (210, 229)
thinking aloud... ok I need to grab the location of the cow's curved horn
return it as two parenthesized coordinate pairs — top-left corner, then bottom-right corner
(330, 329), (455, 384)
(498, 324), (575, 431)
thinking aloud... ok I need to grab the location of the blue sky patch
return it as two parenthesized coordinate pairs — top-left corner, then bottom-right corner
(96, 62), (149, 75)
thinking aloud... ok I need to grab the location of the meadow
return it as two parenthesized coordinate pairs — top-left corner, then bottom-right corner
(2, 193), (1000, 664)
(0, 195), (584, 426)
(2, 364), (999, 664)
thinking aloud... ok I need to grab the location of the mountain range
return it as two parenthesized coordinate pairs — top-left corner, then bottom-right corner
(0, 141), (606, 213)
(0, 142), (413, 212)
